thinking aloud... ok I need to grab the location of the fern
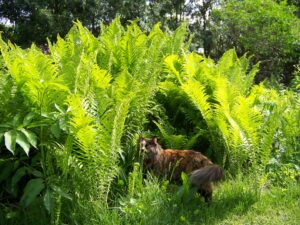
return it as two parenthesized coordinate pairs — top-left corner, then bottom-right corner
(161, 49), (277, 174)
(153, 120), (187, 149)
(182, 79), (213, 122)
(183, 52), (204, 79)
(0, 43), (69, 112)
(164, 55), (183, 84)
(0, 59), (22, 119)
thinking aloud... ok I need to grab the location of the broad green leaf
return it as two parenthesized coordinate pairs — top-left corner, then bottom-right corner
(16, 131), (30, 156)
(31, 169), (43, 178)
(59, 118), (68, 132)
(4, 130), (17, 154)
(20, 128), (37, 149)
(26, 167), (43, 178)
(44, 189), (55, 212)
(23, 112), (36, 126)
(0, 123), (12, 128)
(11, 167), (27, 188)
(50, 123), (61, 138)
(12, 114), (21, 128)
(20, 178), (45, 207)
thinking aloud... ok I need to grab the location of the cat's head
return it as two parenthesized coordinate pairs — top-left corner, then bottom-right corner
(138, 136), (161, 156)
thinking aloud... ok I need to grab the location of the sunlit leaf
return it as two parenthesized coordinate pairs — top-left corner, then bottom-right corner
(16, 131), (30, 156)
(20, 128), (37, 149)
(4, 130), (17, 154)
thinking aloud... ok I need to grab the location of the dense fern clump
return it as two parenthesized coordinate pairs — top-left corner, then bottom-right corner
(160, 49), (299, 179)
(0, 18), (188, 224)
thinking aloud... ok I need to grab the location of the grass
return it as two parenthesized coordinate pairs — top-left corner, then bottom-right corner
(219, 185), (300, 225)
(115, 175), (300, 225)
(0, 176), (299, 225)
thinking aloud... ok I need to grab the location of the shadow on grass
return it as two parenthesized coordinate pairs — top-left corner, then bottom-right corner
(200, 191), (258, 224)
(158, 183), (259, 225)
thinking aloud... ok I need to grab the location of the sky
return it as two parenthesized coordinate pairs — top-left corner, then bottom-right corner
(0, 17), (13, 26)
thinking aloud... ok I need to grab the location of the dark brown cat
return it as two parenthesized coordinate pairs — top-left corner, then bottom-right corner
(139, 136), (224, 203)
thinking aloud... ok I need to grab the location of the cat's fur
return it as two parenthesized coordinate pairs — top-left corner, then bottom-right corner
(139, 136), (224, 203)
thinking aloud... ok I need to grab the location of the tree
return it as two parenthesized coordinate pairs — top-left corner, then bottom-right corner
(0, 0), (148, 47)
(142, 0), (187, 30)
(286, 0), (300, 17)
(187, 0), (219, 55)
(0, 0), (73, 46)
(211, 0), (300, 83)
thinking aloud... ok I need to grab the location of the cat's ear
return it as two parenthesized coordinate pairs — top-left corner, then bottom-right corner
(138, 136), (145, 143)
(151, 136), (158, 144)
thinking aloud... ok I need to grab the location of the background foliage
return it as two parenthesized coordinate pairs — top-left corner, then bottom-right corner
(211, 0), (300, 83)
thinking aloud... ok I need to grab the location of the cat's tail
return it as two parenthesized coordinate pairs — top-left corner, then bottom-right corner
(189, 165), (224, 187)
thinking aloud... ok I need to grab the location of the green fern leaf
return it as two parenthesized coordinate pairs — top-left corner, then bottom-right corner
(181, 79), (212, 121)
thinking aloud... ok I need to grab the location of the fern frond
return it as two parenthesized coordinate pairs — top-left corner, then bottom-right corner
(68, 95), (97, 160)
(119, 23), (147, 75)
(232, 96), (262, 151)
(75, 20), (99, 54)
(214, 77), (233, 114)
(96, 98), (131, 202)
(90, 65), (112, 90)
(166, 21), (188, 55)
(0, 62), (19, 117)
(1, 41), (69, 112)
(183, 52), (204, 79)
(216, 49), (258, 95)
(164, 55), (183, 84)
(98, 18), (124, 74)
(181, 79), (213, 122)
(153, 120), (187, 149)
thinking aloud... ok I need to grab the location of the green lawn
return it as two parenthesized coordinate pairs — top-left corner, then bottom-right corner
(210, 184), (299, 225)
(115, 177), (300, 225)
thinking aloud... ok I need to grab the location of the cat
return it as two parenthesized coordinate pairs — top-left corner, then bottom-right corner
(139, 136), (224, 203)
